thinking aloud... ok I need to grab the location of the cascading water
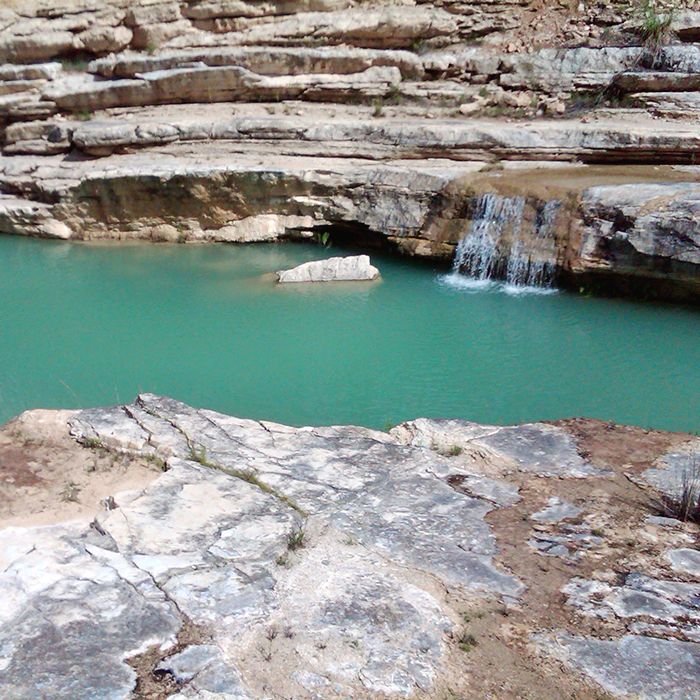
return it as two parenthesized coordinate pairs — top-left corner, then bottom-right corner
(451, 194), (561, 291)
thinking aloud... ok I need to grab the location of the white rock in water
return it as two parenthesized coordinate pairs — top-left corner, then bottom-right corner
(276, 254), (380, 283)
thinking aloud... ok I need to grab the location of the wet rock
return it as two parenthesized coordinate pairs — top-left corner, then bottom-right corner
(277, 255), (380, 283)
(578, 183), (700, 300)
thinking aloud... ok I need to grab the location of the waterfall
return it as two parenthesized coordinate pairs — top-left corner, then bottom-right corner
(452, 194), (561, 290)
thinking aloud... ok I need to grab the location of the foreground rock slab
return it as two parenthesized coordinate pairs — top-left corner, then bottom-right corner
(0, 396), (698, 699)
(276, 254), (380, 283)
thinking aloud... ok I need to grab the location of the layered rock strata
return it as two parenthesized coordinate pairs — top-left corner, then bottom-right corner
(1, 0), (700, 302)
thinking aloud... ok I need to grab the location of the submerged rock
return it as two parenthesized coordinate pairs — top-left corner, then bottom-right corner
(276, 254), (380, 283)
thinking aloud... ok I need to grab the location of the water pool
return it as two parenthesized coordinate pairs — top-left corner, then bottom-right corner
(2, 235), (699, 432)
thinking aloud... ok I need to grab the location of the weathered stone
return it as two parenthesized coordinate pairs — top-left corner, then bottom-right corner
(393, 418), (609, 478)
(500, 47), (642, 93)
(75, 25), (133, 53)
(277, 254), (380, 283)
(87, 45), (425, 80)
(49, 64), (401, 112)
(1, 395), (699, 697)
(641, 439), (700, 500)
(563, 573), (700, 632)
(666, 548), (700, 576)
(671, 10), (700, 41)
(531, 497), (582, 523)
(0, 524), (182, 699)
(577, 183), (700, 299)
(540, 633), (700, 700)
(166, 7), (459, 50)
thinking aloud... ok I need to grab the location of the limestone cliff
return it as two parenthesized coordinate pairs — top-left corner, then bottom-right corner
(1, 0), (700, 300)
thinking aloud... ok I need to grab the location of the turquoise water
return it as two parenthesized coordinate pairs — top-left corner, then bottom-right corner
(2, 235), (699, 432)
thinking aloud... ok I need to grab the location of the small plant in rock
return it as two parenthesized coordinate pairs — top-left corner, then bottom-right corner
(409, 38), (429, 55)
(632, 0), (677, 65)
(287, 526), (305, 551)
(61, 481), (81, 503)
(81, 437), (103, 449)
(143, 453), (167, 471)
(446, 445), (463, 457)
(314, 231), (331, 248)
(60, 56), (89, 73)
(189, 444), (209, 465)
(653, 456), (700, 524)
(457, 632), (478, 653)
(74, 110), (94, 121)
(386, 84), (403, 106)
(637, 0), (675, 45)
(372, 98), (385, 118)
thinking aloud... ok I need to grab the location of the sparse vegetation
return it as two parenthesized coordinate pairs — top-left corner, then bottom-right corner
(653, 457), (700, 523)
(409, 38), (429, 55)
(314, 230), (331, 248)
(287, 526), (305, 551)
(386, 84), (403, 106)
(372, 98), (385, 118)
(81, 437), (104, 449)
(143, 453), (167, 471)
(74, 110), (94, 122)
(457, 632), (478, 653)
(637, 0), (675, 47)
(60, 481), (81, 503)
(632, 0), (677, 66)
(189, 442), (307, 516)
(446, 445), (463, 457)
(59, 56), (89, 73)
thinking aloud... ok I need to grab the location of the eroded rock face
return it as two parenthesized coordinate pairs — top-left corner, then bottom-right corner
(577, 183), (700, 300)
(0, 1), (699, 303)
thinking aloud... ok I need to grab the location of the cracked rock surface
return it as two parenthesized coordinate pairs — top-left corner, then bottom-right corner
(0, 396), (698, 699)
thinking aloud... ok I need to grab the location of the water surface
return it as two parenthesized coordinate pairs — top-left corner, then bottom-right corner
(2, 236), (699, 432)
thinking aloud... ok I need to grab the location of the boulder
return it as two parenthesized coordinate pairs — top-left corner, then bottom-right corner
(276, 254), (380, 282)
